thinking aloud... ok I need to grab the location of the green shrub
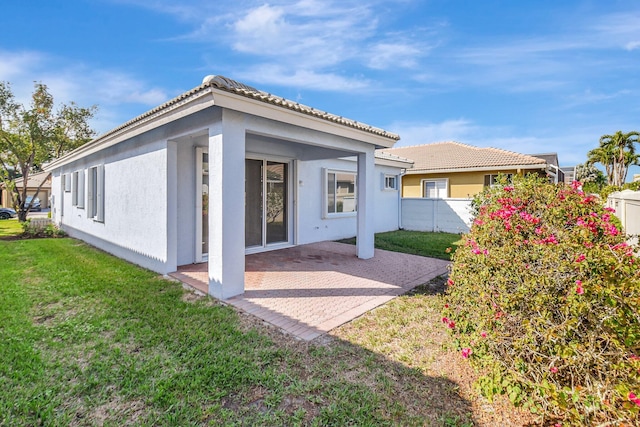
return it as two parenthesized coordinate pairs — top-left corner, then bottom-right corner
(20, 220), (66, 238)
(443, 174), (640, 425)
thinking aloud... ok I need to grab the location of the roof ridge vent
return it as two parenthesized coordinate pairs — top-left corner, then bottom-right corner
(202, 75), (260, 93)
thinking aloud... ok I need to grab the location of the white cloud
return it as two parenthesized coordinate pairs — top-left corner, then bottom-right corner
(235, 65), (370, 92)
(625, 41), (640, 51)
(113, 0), (436, 90)
(0, 50), (170, 134)
(0, 50), (45, 82)
(367, 42), (422, 69)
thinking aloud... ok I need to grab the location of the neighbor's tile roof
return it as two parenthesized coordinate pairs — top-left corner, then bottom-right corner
(14, 171), (51, 187)
(379, 141), (547, 173)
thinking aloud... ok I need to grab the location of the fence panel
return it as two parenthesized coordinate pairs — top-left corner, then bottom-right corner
(401, 198), (473, 234)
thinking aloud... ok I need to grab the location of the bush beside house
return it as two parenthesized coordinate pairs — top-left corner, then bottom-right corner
(442, 175), (640, 425)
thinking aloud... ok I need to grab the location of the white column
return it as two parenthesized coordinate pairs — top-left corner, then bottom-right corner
(356, 150), (375, 259)
(166, 140), (178, 273)
(208, 110), (246, 299)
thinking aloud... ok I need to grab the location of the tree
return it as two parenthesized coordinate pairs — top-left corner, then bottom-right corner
(574, 162), (607, 194)
(587, 131), (640, 186)
(0, 81), (97, 221)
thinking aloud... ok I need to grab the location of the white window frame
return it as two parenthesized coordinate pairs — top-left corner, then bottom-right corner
(383, 174), (398, 191)
(87, 165), (105, 222)
(72, 170), (85, 208)
(63, 173), (71, 192)
(324, 169), (357, 218)
(421, 178), (448, 199)
(484, 173), (513, 188)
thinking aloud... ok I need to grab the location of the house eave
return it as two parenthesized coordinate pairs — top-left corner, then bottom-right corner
(45, 88), (217, 170)
(405, 164), (547, 175)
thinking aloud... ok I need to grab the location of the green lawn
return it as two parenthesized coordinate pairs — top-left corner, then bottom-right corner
(0, 234), (482, 426)
(338, 230), (463, 260)
(0, 218), (22, 237)
(0, 221), (532, 425)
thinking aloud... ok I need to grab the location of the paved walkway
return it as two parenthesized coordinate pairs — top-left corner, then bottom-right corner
(169, 241), (450, 341)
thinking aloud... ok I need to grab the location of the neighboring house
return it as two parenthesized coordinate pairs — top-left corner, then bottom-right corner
(378, 141), (551, 199)
(529, 153), (564, 184)
(0, 171), (52, 209)
(45, 75), (410, 299)
(561, 166), (576, 184)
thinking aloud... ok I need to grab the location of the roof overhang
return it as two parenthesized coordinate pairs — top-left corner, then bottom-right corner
(405, 163), (547, 174)
(46, 76), (399, 171)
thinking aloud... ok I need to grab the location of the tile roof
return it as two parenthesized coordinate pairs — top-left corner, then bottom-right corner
(103, 75), (399, 144)
(379, 141), (547, 173)
(14, 171), (51, 187)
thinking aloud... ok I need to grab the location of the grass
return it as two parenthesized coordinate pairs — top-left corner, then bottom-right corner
(337, 230), (463, 260)
(0, 218), (22, 237)
(0, 222), (530, 425)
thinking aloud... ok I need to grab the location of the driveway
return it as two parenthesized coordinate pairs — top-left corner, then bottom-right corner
(170, 241), (450, 341)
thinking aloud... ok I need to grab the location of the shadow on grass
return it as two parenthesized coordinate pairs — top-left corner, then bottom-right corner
(0, 238), (476, 426)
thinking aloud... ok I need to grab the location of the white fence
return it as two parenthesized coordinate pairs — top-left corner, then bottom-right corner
(401, 198), (474, 234)
(607, 190), (640, 245)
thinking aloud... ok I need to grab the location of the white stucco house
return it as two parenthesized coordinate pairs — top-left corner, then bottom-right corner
(45, 75), (410, 299)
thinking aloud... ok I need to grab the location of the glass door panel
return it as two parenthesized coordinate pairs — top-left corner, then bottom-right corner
(201, 152), (209, 255)
(245, 159), (263, 247)
(266, 162), (287, 244)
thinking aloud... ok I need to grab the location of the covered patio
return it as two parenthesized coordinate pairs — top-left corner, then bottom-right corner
(169, 241), (450, 341)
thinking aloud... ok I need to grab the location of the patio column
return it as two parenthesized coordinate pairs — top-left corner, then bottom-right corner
(208, 110), (246, 299)
(356, 150), (375, 259)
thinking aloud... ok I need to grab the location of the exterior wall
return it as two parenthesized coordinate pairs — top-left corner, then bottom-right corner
(607, 190), (640, 245)
(296, 158), (402, 244)
(49, 105), (403, 276)
(401, 198), (473, 234)
(53, 139), (171, 272)
(402, 170), (522, 198)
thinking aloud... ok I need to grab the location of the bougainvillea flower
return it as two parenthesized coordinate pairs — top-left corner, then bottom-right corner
(461, 348), (472, 358)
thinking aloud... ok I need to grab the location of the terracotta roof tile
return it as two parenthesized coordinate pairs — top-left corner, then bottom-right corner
(379, 141), (546, 173)
(102, 75), (400, 143)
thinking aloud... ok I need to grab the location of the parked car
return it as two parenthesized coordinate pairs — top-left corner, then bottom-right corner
(0, 207), (17, 219)
(24, 196), (41, 211)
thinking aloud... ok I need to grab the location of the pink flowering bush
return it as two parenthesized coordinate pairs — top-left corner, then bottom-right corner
(443, 174), (640, 425)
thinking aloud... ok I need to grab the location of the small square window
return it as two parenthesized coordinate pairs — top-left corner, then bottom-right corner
(384, 174), (397, 190)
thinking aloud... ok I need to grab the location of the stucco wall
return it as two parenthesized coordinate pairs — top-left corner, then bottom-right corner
(402, 170), (521, 198)
(296, 158), (401, 244)
(52, 137), (172, 272)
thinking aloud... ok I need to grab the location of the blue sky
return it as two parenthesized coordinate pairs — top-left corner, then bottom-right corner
(2, 0), (639, 179)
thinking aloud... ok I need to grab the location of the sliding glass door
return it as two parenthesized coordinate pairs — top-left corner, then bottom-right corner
(245, 159), (289, 250)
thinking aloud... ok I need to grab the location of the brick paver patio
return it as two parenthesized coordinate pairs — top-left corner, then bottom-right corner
(169, 241), (450, 341)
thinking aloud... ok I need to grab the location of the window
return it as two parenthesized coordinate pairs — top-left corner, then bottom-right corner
(422, 179), (448, 199)
(384, 174), (397, 190)
(63, 174), (71, 192)
(484, 174), (513, 187)
(326, 170), (357, 215)
(87, 165), (104, 222)
(72, 170), (85, 208)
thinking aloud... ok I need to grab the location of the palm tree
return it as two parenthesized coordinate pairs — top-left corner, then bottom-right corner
(588, 131), (639, 186)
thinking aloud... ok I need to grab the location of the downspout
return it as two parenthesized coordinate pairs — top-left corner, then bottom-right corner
(398, 169), (406, 230)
